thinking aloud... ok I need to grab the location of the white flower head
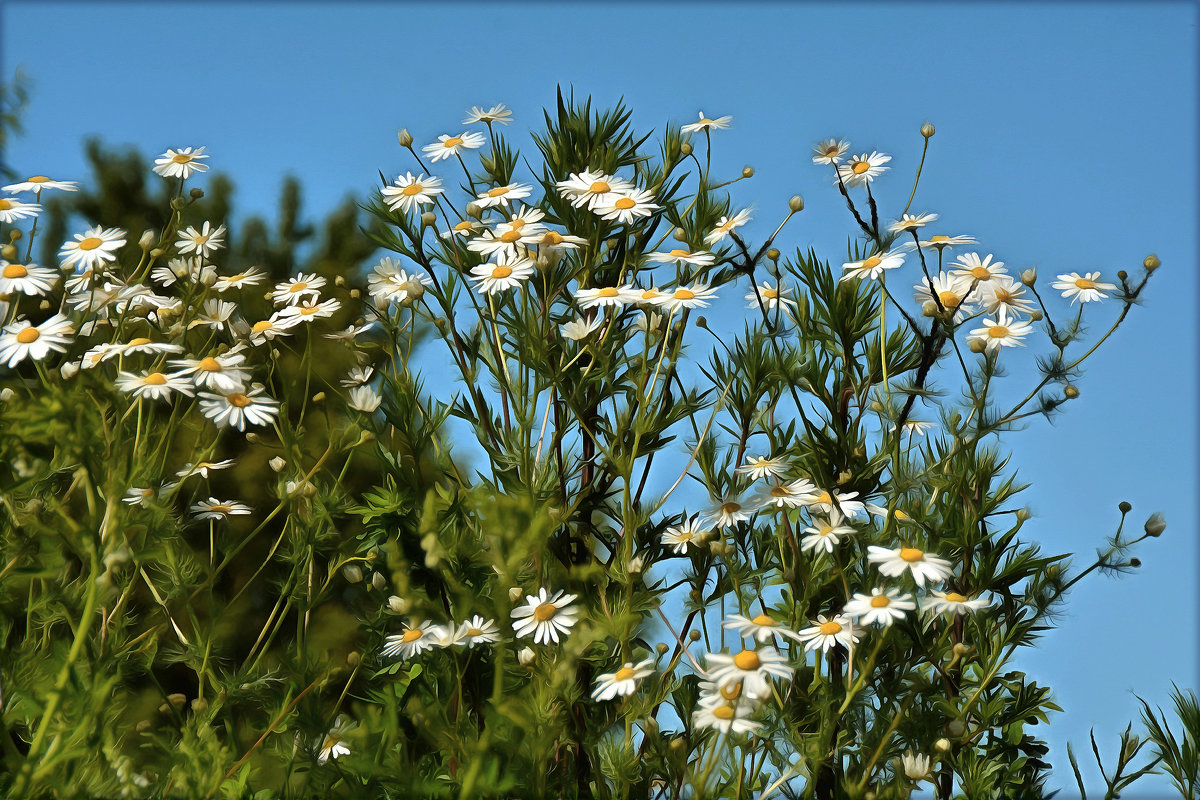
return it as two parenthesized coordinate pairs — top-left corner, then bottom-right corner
(510, 588), (579, 645)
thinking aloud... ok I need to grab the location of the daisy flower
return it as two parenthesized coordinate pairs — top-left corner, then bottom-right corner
(703, 496), (751, 529)
(747, 281), (796, 312)
(0, 314), (74, 367)
(469, 252), (536, 295)
(532, 229), (587, 251)
(692, 703), (762, 735)
(837, 152), (891, 187)
(753, 478), (818, 510)
(368, 259), (431, 306)
(722, 612), (802, 644)
(271, 273), (326, 306)
(895, 419), (937, 437)
(347, 385), (383, 413)
(123, 487), (156, 507)
(843, 588), (916, 627)
(454, 615), (500, 648)
(559, 316), (604, 341)
(382, 619), (444, 659)
(116, 370), (195, 402)
(79, 342), (122, 369)
(921, 590), (991, 616)
(914, 272), (975, 322)
(797, 614), (860, 654)
(0, 197), (41, 223)
(841, 251), (904, 283)
(474, 182), (533, 209)
(190, 498), (252, 521)
(968, 308), (1033, 352)
(316, 717), (354, 764)
(910, 233), (978, 252)
(169, 352), (250, 393)
(951, 252), (1008, 288)
(646, 248), (716, 268)
(152, 147), (209, 180)
(800, 510), (857, 555)
(1052, 271), (1117, 304)
(704, 209), (752, 246)
(175, 221), (226, 258)
(662, 516), (711, 554)
(888, 212), (939, 234)
(340, 367), (374, 388)
(902, 752), (934, 782)
(421, 131), (486, 162)
(703, 646), (793, 697)
(442, 219), (483, 239)
(4, 176), (78, 194)
(978, 276), (1036, 316)
(213, 267), (267, 293)
(867, 545), (953, 587)
(510, 588), (580, 645)
(595, 189), (660, 225)
(658, 284), (717, 313)
(556, 169), (633, 210)
(59, 226), (126, 271)
(381, 173), (444, 213)
(0, 262), (59, 296)
(591, 658), (655, 701)
(463, 103), (512, 125)
(198, 385), (281, 431)
(247, 314), (302, 345)
(151, 256), (212, 287)
(574, 285), (640, 310)
(681, 111), (732, 134)
(632, 287), (667, 308)
(188, 299), (239, 331)
(278, 298), (342, 322)
(175, 459), (236, 480)
(812, 139), (850, 165)
(735, 455), (790, 480)
(804, 488), (866, 517)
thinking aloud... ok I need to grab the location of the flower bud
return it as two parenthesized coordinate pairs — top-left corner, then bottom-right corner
(642, 717), (659, 735)
(1117, 270), (1128, 281)
(371, 571), (386, 591)
(836, 470), (852, 485)
(968, 339), (986, 354)
(420, 211), (436, 228)
(680, 142), (693, 156)
(518, 647), (535, 667)
(312, 392), (325, 404)
(139, 231), (156, 249)
(1064, 385), (1079, 399)
(7, 229), (20, 241)
(343, 564), (363, 583)
(947, 719), (966, 737)
(136, 720), (152, 733)
(1029, 309), (1043, 321)
(934, 738), (951, 753)
(1144, 512), (1166, 537)
(387, 595), (407, 613)
(921, 121), (936, 139)
(268, 456), (286, 472)
(741, 166), (754, 178)
(1016, 507), (1032, 521)
(0, 388), (13, 402)
(347, 651), (361, 666)
(189, 187), (204, 200)
(673, 228), (688, 241)
(397, 128), (413, 147)
(628, 555), (645, 574)
(696, 315), (708, 330)
(1144, 254), (1160, 271)
(60, 361), (80, 380)
(767, 248), (780, 261)
(465, 202), (483, 219)
(1119, 501), (1132, 513)
(171, 197), (187, 211)
(922, 300), (939, 317)
(509, 586), (524, 603)
(1130, 557), (1142, 568)
(688, 629), (702, 642)
(1021, 268), (1037, 286)
(0, 244), (15, 260)
(656, 642), (670, 655)
(191, 697), (208, 714)
(952, 642), (974, 658)
(788, 195), (805, 212)
(245, 432), (261, 443)
(167, 693), (187, 709)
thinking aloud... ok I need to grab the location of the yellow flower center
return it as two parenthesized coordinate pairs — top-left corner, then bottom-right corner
(770, 486), (789, 497)
(454, 221), (474, 232)
(814, 491), (832, 505)
(194, 235), (209, 245)
(852, 161), (871, 175)
(762, 288), (778, 299)
(971, 266), (991, 280)
(995, 287), (1013, 302)
(720, 502), (741, 514)
(614, 667), (636, 681)
(227, 392), (251, 408)
(640, 290), (659, 300)
(442, 136), (463, 148)
(542, 231), (564, 245)
(209, 504), (231, 513)
(29, 176), (50, 183)
(509, 218), (527, 231)
(713, 705), (735, 720)
(899, 547), (925, 562)
(491, 266), (513, 279)
(128, 338), (151, 346)
(720, 683), (742, 700)
(78, 237), (103, 251)
(499, 230), (523, 243)
(300, 305), (321, 315)
(928, 235), (950, 243)
(751, 614), (774, 626)
(676, 531), (694, 542)
(597, 287), (619, 298)
(533, 602), (557, 622)
(733, 649), (761, 671)
(614, 197), (636, 210)
(988, 325), (1009, 339)
(938, 291), (961, 308)
(3, 263), (28, 278)
(487, 186), (509, 197)
(466, 627), (483, 637)
(697, 117), (715, 125)
(198, 357), (222, 371)
(870, 595), (891, 608)
(288, 281), (308, 292)
(144, 372), (167, 385)
(16, 328), (39, 344)
(818, 525), (834, 537)
(895, 509), (910, 520)
(1075, 278), (1097, 289)
(402, 629), (423, 642)
(172, 153), (193, 164)
(0, 199), (11, 210)
(861, 256), (882, 270)
(819, 621), (843, 635)
(669, 249), (691, 258)
(588, 181), (611, 194)
(673, 289), (695, 301)
(944, 592), (967, 603)
(251, 320), (274, 333)
(401, 183), (423, 196)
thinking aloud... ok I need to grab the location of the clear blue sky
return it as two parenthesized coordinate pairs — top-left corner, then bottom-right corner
(4, 2), (1196, 795)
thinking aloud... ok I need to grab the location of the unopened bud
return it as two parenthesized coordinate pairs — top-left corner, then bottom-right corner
(1119, 501), (1133, 514)
(922, 300), (939, 317)
(397, 128), (413, 147)
(934, 738), (951, 753)
(136, 720), (152, 733)
(947, 719), (966, 737)
(767, 248), (780, 261)
(465, 202), (483, 218)
(921, 121), (936, 139)
(7, 230), (19, 241)
(170, 197), (187, 211)
(167, 693), (187, 709)
(628, 555), (645, 574)
(518, 647), (535, 667)
(139, 231), (156, 249)
(1117, 270), (1128, 281)
(0, 244), (15, 260)
(60, 361), (80, 380)
(1021, 268), (1037, 286)
(312, 392), (325, 403)
(696, 315), (708, 330)
(347, 651), (361, 666)
(191, 698), (208, 714)
(268, 456), (286, 472)
(420, 211), (436, 228)
(1144, 254), (1160, 271)
(387, 595), (407, 613)
(1016, 507), (1032, 521)
(741, 166), (754, 178)
(334, 275), (346, 287)
(673, 227), (687, 241)
(688, 629), (702, 642)
(1063, 385), (1079, 399)
(1144, 512), (1166, 537)
(836, 470), (852, 485)
(1029, 309), (1043, 321)
(150, 247), (165, 259)
(371, 571), (386, 591)
(952, 643), (974, 658)
(0, 388), (14, 402)
(189, 187), (204, 200)
(350, 288), (361, 299)
(669, 738), (686, 753)
(968, 339), (986, 353)
(656, 642), (670, 655)
(1130, 557), (1141, 568)
(343, 564), (363, 583)
(680, 142), (693, 156)
(788, 195), (805, 212)
(245, 432), (261, 443)
(509, 587), (524, 603)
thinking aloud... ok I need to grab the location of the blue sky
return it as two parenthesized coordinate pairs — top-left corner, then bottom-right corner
(4, 2), (1196, 795)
